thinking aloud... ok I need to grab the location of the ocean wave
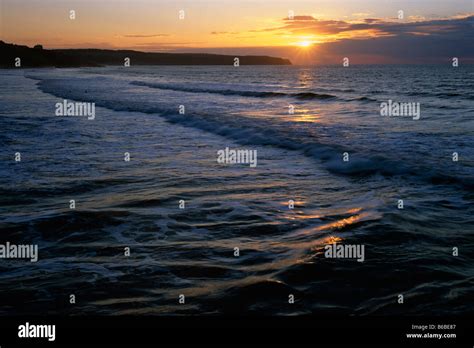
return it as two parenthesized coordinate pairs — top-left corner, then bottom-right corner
(33, 76), (473, 190)
(131, 80), (338, 100)
(350, 96), (377, 102)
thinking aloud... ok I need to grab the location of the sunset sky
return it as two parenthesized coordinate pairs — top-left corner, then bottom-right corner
(1, 0), (473, 64)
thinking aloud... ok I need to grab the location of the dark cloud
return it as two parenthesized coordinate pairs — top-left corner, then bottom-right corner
(260, 15), (474, 38)
(313, 16), (474, 64)
(283, 15), (316, 21)
(364, 18), (380, 24)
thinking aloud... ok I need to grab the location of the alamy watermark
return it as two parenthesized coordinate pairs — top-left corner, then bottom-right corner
(18, 322), (55, 341)
(0, 242), (38, 262)
(55, 99), (95, 120)
(324, 243), (365, 262)
(380, 100), (420, 120)
(217, 147), (257, 167)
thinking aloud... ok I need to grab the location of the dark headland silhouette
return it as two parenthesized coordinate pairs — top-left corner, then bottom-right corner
(0, 41), (292, 67)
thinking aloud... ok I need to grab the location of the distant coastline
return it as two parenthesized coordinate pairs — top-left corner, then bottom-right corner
(0, 41), (292, 68)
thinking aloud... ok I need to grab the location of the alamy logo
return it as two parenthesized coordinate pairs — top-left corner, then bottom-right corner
(380, 100), (420, 120)
(55, 99), (95, 120)
(217, 147), (257, 167)
(324, 243), (365, 262)
(18, 322), (55, 341)
(0, 242), (38, 262)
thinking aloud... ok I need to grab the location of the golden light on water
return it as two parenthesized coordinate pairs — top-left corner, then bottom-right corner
(325, 236), (342, 244)
(315, 213), (369, 231)
(283, 206), (381, 235)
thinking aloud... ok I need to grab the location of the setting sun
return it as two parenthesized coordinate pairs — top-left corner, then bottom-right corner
(296, 40), (312, 48)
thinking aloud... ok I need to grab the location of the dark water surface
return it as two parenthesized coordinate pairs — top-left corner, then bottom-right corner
(0, 65), (473, 315)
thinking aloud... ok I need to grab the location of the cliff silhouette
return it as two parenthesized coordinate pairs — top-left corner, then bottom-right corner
(0, 41), (292, 67)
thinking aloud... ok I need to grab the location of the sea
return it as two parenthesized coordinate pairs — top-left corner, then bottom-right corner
(0, 65), (473, 315)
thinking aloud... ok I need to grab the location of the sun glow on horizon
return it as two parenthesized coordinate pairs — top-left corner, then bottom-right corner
(1, 0), (472, 65)
(296, 40), (313, 48)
